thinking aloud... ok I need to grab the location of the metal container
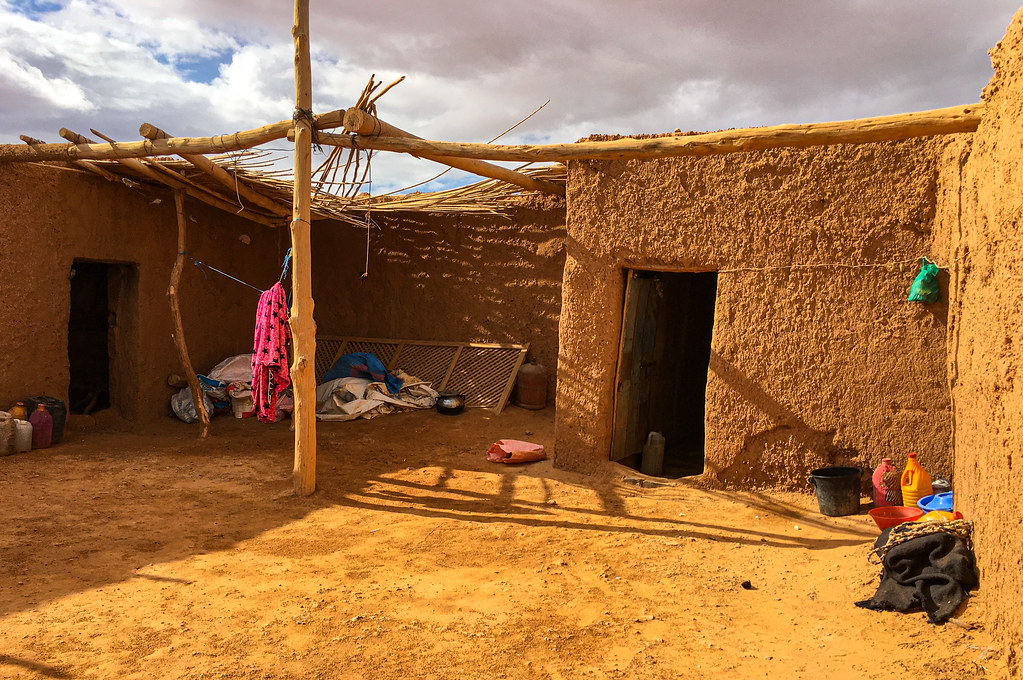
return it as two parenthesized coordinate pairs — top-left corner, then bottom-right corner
(513, 359), (547, 410)
(436, 390), (465, 415)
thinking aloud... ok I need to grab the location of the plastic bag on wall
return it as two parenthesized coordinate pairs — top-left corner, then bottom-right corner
(908, 260), (941, 303)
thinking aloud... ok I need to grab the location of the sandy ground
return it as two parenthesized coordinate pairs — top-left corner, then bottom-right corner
(0, 407), (1006, 679)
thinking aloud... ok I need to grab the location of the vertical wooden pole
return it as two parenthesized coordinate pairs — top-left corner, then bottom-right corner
(170, 189), (210, 438)
(291, 0), (317, 495)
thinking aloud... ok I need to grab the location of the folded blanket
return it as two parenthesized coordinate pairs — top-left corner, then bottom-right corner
(855, 530), (978, 624)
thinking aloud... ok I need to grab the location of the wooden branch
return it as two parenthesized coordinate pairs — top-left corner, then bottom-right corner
(0, 109), (347, 163)
(310, 103), (985, 163)
(170, 189), (210, 438)
(63, 128), (284, 228)
(139, 123), (291, 217)
(22, 133), (119, 182)
(291, 0), (317, 497)
(342, 108), (566, 197)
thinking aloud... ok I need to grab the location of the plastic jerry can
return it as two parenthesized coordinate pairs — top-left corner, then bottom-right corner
(9, 402), (28, 420)
(29, 403), (53, 449)
(13, 419), (33, 453)
(900, 452), (933, 509)
(871, 457), (899, 507)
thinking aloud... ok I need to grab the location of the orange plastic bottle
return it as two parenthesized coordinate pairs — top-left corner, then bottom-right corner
(900, 452), (933, 509)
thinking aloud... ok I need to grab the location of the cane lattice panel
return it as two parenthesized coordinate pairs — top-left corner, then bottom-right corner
(314, 338), (345, 383)
(446, 346), (528, 410)
(391, 343), (460, 387)
(342, 340), (400, 368)
(314, 336), (528, 414)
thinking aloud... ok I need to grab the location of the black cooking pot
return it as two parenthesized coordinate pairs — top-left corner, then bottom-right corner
(436, 390), (466, 415)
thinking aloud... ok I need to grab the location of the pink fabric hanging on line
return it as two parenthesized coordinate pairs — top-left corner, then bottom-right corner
(251, 282), (291, 422)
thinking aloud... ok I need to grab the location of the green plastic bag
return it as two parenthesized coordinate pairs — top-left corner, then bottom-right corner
(908, 259), (940, 303)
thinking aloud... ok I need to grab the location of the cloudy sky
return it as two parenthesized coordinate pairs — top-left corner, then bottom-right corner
(1, 0), (1020, 193)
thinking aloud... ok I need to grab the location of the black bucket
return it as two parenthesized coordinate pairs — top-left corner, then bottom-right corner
(809, 466), (862, 516)
(25, 396), (67, 445)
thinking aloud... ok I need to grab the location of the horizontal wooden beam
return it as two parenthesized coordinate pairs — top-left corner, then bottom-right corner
(0, 109), (347, 163)
(310, 103), (984, 163)
(341, 108), (566, 197)
(21, 133), (119, 182)
(139, 123), (292, 217)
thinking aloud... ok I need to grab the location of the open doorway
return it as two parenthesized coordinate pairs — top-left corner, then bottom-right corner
(610, 269), (718, 477)
(68, 260), (138, 416)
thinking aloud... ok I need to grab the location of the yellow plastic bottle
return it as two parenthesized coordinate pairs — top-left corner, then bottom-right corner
(900, 452), (934, 509)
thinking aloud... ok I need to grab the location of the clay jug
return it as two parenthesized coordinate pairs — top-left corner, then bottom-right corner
(29, 403), (53, 449)
(900, 452), (933, 509)
(872, 457), (899, 507)
(513, 359), (547, 410)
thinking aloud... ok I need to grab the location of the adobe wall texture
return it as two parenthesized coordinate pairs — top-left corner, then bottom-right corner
(309, 201), (566, 397)
(558, 136), (968, 486)
(0, 163), (285, 424)
(951, 8), (1023, 674)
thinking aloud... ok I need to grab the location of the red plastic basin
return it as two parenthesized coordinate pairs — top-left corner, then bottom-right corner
(868, 505), (924, 531)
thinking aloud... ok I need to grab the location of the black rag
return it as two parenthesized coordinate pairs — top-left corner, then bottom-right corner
(855, 530), (979, 624)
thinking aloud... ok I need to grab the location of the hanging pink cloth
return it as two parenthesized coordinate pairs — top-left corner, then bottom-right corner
(251, 282), (291, 422)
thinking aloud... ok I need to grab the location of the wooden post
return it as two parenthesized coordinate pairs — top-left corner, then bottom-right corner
(291, 0), (317, 496)
(169, 189), (210, 438)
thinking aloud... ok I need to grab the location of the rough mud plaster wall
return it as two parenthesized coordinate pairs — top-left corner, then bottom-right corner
(0, 164), (284, 423)
(951, 9), (1023, 674)
(309, 204), (566, 395)
(558, 137), (967, 484)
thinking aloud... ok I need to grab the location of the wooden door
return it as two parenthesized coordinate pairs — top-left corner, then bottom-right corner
(610, 271), (659, 461)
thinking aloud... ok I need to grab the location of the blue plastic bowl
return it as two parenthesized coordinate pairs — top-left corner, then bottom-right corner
(918, 491), (954, 513)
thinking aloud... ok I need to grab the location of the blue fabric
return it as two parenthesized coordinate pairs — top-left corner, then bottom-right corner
(321, 352), (403, 395)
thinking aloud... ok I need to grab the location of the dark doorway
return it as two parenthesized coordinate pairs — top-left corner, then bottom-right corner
(68, 262), (111, 414)
(611, 270), (718, 477)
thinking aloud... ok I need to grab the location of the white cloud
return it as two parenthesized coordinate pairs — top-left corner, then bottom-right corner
(1, 0), (1020, 192)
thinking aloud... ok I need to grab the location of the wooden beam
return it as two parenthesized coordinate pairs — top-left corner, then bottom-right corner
(291, 0), (317, 497)
(139, 123), (291, 217)
(170, 189), (211, 438)
(309, 103), (984, 163)
(61, 128), (283, 228)
(21, 134), (119, 182)
(342, 108), (565, 196)
(0, 109), (347, 163)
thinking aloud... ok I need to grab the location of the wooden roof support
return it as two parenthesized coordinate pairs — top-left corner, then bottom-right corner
(139, 123), (292, 217)
(317, 102), (984, 163)
(341, 108), (566, 197)
(59, 128), (282, 228)
(290, 0), (317, 496)
(170, 189), (211, 439)
(21, 134), (119, 182)
(0, 109), (347, 163)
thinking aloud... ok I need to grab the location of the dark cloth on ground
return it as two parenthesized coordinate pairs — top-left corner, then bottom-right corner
(855, 530), (978, 624)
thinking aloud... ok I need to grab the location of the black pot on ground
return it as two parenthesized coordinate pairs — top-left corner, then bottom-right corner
(436, 391), (465, 415)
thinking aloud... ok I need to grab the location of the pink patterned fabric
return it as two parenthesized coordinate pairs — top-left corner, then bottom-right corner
(251, 282), (291, 422)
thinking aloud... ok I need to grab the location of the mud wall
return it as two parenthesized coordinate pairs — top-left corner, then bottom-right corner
(0, 163), (285, 424)
(558, 137), (967, 485)
(950, 8), (1023, 674)
(310, 202), (566, 396)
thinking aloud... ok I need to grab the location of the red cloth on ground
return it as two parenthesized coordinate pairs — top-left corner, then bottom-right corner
(251, 282), (291, 422)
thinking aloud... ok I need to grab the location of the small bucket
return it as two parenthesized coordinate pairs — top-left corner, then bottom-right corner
(809, 466), (862, 516)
